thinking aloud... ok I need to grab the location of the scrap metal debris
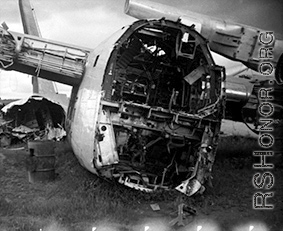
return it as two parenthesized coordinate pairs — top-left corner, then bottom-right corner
(12, 125), (40, 140)
(46, 124), (66, 141)
(169, 203), (197, 227)
(150, 203), (161, 211)
(0, 96), (66, 147)
(0, 119), (13, 147)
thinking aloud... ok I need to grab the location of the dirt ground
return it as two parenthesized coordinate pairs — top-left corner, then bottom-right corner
(0, 138), (283, 231)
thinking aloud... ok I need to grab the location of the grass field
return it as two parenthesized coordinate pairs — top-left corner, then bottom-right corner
(0, 137), (282, 231)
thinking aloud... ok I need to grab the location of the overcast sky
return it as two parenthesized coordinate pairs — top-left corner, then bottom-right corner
(0, 0), (282, 99)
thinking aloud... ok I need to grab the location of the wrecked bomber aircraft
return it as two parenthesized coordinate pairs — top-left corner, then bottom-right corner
(0, 18), (225, 196)
(0, 0), (282, 196)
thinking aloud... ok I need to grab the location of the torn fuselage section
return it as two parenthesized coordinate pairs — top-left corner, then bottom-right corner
(95, 19), (225, 196)
(1, 96), (66, 142)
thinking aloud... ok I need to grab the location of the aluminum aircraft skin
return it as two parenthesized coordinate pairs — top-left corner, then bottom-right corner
(0, 0), (282, 196)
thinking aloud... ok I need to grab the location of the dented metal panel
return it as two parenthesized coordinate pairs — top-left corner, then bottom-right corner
(95, 110), (119, 167)
(234, 27), (258, 61)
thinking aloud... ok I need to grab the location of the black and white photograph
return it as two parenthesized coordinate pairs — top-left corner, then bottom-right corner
(0, 0), (282, 230)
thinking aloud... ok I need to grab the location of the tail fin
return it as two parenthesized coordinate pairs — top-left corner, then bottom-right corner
(19, 0), (41, 36)
(18, 0), (69, 112)
(18, 0), (56, 96)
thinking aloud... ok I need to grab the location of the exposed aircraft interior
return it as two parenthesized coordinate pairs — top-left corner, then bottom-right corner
(97, 19), (225, 194)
